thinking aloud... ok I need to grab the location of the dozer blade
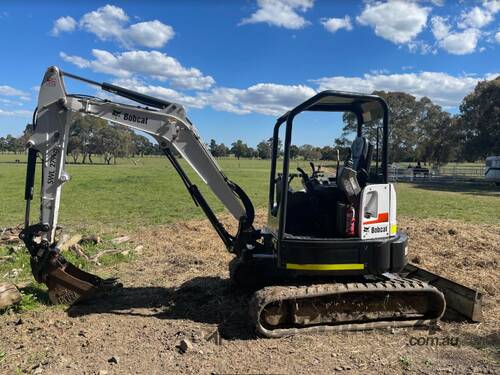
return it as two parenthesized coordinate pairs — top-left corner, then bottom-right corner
(249, 278), (446, 338)
(37, 255), (121, 305)
(402, 264), (483, 322)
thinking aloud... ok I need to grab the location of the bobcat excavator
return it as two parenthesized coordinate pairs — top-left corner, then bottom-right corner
(20, 66), (482, 337)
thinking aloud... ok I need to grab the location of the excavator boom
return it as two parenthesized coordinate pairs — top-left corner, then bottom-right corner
(21, 66), (256, 303)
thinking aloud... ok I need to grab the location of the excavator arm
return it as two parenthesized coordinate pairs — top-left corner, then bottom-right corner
(20, 66), (257, 303)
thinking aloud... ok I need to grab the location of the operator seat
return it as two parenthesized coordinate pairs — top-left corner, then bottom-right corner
(351, 136), (373, 188)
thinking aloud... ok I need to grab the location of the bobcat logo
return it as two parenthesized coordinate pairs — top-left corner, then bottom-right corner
(112, 110), (122, 119)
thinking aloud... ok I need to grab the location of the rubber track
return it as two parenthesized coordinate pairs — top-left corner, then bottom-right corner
(249, 278), (446, 338)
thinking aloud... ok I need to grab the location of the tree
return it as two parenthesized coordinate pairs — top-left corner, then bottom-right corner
(94, 125), (134, 164)
(414, 97), (459, 165)
(319, 146), (337, 160)
(341, 91), (460, 163)
(0, 137), (7, 153)
(68, 115), (107, 164)
(4, 134), (21, 154)
(133, 134), (154, 157)
(215, 143), (229, 157)
(298, 144), (322, 160)
(459, 76), (500, 160)
(230, 139), (249, 159)
(209, 139), (218, 156)
(208, 139), (230, 157)
(247, 147), (258, 158)
(289, 145), (299, 159)
(257, 139), (272, 159)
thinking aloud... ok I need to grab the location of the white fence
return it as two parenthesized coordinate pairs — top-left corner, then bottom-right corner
(389, 165), (486, 183)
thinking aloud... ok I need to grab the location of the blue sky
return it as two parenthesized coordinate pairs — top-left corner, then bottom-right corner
(0, 0), (498, 147)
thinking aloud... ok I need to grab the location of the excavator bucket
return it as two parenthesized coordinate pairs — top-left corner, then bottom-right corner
(41, 255), (121, 305)
(21, 231), (122, 306)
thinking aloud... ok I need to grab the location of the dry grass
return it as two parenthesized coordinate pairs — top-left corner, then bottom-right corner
(1, 211), (498, 374)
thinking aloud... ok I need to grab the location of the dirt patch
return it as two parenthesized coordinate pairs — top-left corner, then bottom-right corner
(1, 212), (499, 374)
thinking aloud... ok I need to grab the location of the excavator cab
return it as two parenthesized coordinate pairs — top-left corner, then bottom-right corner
(264, 91), (407, 276)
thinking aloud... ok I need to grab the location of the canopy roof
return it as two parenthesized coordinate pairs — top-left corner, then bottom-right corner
(278, 90), (388, 124)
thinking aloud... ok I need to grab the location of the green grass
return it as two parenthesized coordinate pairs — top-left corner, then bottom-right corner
(399, 356), (412, 370)
(1, 154), (498, 232)
(397, 183), (500, 223)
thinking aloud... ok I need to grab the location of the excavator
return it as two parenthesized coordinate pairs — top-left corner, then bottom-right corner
(19, 66), (483, 337)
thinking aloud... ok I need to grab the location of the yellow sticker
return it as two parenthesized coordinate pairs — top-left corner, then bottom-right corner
(286, 263), (365, 271)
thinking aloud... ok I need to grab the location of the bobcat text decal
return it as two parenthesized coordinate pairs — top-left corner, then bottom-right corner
(123, 112), (148, 124)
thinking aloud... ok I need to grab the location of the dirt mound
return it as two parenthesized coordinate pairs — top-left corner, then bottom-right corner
(0, 213), (498, 374)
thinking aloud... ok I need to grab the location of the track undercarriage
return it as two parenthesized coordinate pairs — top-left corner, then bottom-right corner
(250, 279), (446, 338)
(230, 258), (449, 337)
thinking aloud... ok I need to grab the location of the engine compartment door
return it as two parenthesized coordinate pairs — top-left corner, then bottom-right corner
(359, 184), (391, 239)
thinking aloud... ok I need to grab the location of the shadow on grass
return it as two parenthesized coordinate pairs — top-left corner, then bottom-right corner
(408, 182), (499, 197)
(67, 276), (256, 340)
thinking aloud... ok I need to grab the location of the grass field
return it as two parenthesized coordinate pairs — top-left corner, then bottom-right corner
(1, 154), (499, 232)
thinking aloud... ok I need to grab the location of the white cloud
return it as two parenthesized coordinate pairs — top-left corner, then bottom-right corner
(123, 20), (175, 49)
(496, 31), (500, 43)
(431, 16), (450, 40)
(438, 28), (481, 55)
(240, 0), (314, 29)
(357, 1), (430, 44)
(459, 6), (494, 29)
(200, 83), (316, 116)
(60, 52), (91, 69)
(431, 16), (481, 54)
(53, 5), (174, 48)
(408, 40), (434, 54)
(321, 16), (353, 33)
(483, 0), (500, 14)
(60, 49), (215, 90)
(0, 108), (31, 117)
(111, 78), (206, 109)
(311, 71), (496, 108)
(431, 1), (500, 53)
(0, 98), (18, 106)
(80, 4), (128, 41)
(108, 78), (317, 116)
(0, 85), (29, 97)
(51, 16), (77, 36)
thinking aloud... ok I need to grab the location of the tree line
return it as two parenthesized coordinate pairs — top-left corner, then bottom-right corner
(209, 137), (348, 161)
(341, 76), (499, 164)
(1, 75), (498, 164)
